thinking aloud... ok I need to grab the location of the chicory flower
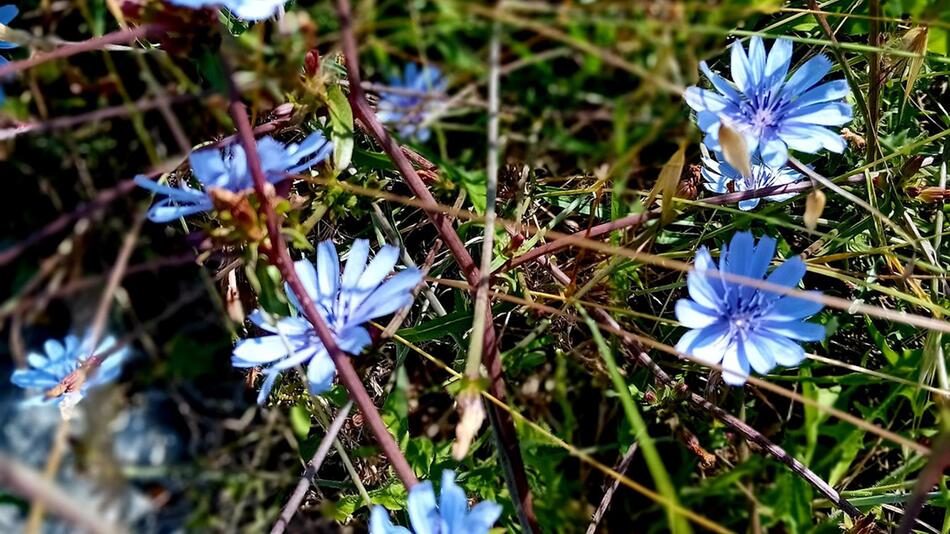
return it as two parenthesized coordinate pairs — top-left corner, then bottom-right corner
(135, 132), (332, 223)
(685, 37), (852, 167)
(700, 148), (803, 210)
(376, 63), (447, 142)
(233, 239), (422, 403)
(167, 0), (286, 21)
(675, 232), (825, 385)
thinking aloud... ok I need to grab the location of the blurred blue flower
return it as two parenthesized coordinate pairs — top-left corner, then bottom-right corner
(675, 232), (825, 385)
(10, 334), (129, 409)
(376, 63), (447, 142)
(0, 4), (21, 104)
(685, 37), (852, 167)
(135, 132), (332, 223)
(700, 149), (803, 210)
(233, 239), (422, 403)
(370, 470), (502, 534)
(168, 0), (286, 21)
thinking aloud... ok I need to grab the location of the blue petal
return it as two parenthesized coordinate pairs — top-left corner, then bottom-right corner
(249, 310), (310, 335)
(438, 471), (469, 532)
(765, 292), (824, 321)
(720, 340), (748, 386)
(730, 39), (753, 94)
(751, 332), (806, 366)
(467, 501), (503, 532)
(147, 200), (212, 223)
(784, 102), (852, 126)
(759, 132), (789, 168)
(337, 326), (372, 355)
(699, 61), (741, 102)
(370, 506), (412, 534)
(675, 299), (719, 328)
(11, 370), (60, 389)
(358, 245), (401, 292)
(315, 241), (341, 303)
(778, 124), (846, 154)
(232, 336), (291, 365)
(739, 334), (774, 375)
(227, 0), (285, 21)
(676, 321), (732, 365)
(788, 80), (850, 110)
(27, 352), (48, 369)
(783, 54), (832, 97)
(44, 339), (65, 360)
(286, 259), (319, 314)
(189, 147), (229, 188)
(684, 87), (736, 113)
(256, 372), (280, 404)
(764, 39), (792, 92)
(764, 256), (806, 299)
(306, 350), (336, 395)
(0, 5), (19, 25)
(760, 320), (826, 341)
(746, 37), (767, 90)
(687, 247), (724, 309)
(341, 239), (371, 290)
(407, 481), (439, 534)
(267, 345), (319, 371)
(350, 269), (422, 324)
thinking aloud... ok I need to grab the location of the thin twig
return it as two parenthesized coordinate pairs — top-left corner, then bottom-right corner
(220, 51), (418, 489)
(585, 442), (638, 534)
(271, 401), (354, 534)
(333, 0), (537, 527)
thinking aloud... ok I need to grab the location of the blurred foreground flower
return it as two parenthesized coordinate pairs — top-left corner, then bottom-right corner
(0, 4), (20, 104)
(370, 470), (502, 534)
(685, 37), (852, 167)
(376, 63), (447, 142)
(233, 239), (422, 403)
(675, 232), (825, 385)
(167, 0), (286, 21)
(135, 132), (331, 222)
(10, 334), (129, 412)
(700, 148), (803, 210)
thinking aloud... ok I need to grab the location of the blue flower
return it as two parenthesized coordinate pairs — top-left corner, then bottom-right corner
(685, 37), (852, 168)
(167, 0), (286, 21)
(233, 239), (422, 403)
(370, 470), (502, 534)
(0, 4), (21, 104)
(700, 148), (803, 210)
(135, 132), (332, 223)
(376, 64), (447, 142)
(10, 334), (130, 408)
(675, 232), (825, 385)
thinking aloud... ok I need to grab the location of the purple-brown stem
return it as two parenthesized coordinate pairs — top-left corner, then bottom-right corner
(221, 57), (418, 488)
(0, 24), (164, 79)
(334, 0), (538, 527)
(502, 173), (868, 271)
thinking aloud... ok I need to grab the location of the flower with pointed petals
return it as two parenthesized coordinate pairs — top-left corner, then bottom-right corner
(675, 232), (826, 385)
(233, 239), (422, 403)
(167, 0), (286, 21)
(685, 36), (852, 168)
(135, 132), (332, 223)
(370, 470), (502, 534)
(10, 334), (129, 409)
(0, 4), (20, 104)
(376, 63), (447, 142)
(700, 148), (803, 210)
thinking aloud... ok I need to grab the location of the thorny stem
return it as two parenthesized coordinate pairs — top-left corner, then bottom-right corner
(333, 0), (538, 528)
(220, 58), (418, 489)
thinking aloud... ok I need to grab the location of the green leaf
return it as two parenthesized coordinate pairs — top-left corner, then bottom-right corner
(328, 85), (355, 173)
(290, 403), (312, 440)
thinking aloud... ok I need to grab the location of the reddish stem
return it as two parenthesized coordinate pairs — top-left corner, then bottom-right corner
(0, 24), (164, 79)
(223, 65), (418, 489)
(334, 1), (538, 528)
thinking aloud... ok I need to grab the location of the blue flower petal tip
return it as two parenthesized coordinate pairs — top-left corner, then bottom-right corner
(686, 37), (852, 167)
(675, 231), (826, 385)
(370, 470), (501, 534)
(234, 239), (422, 403)
(376, 63), (447, 141)
(166, 0), (286, 21)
